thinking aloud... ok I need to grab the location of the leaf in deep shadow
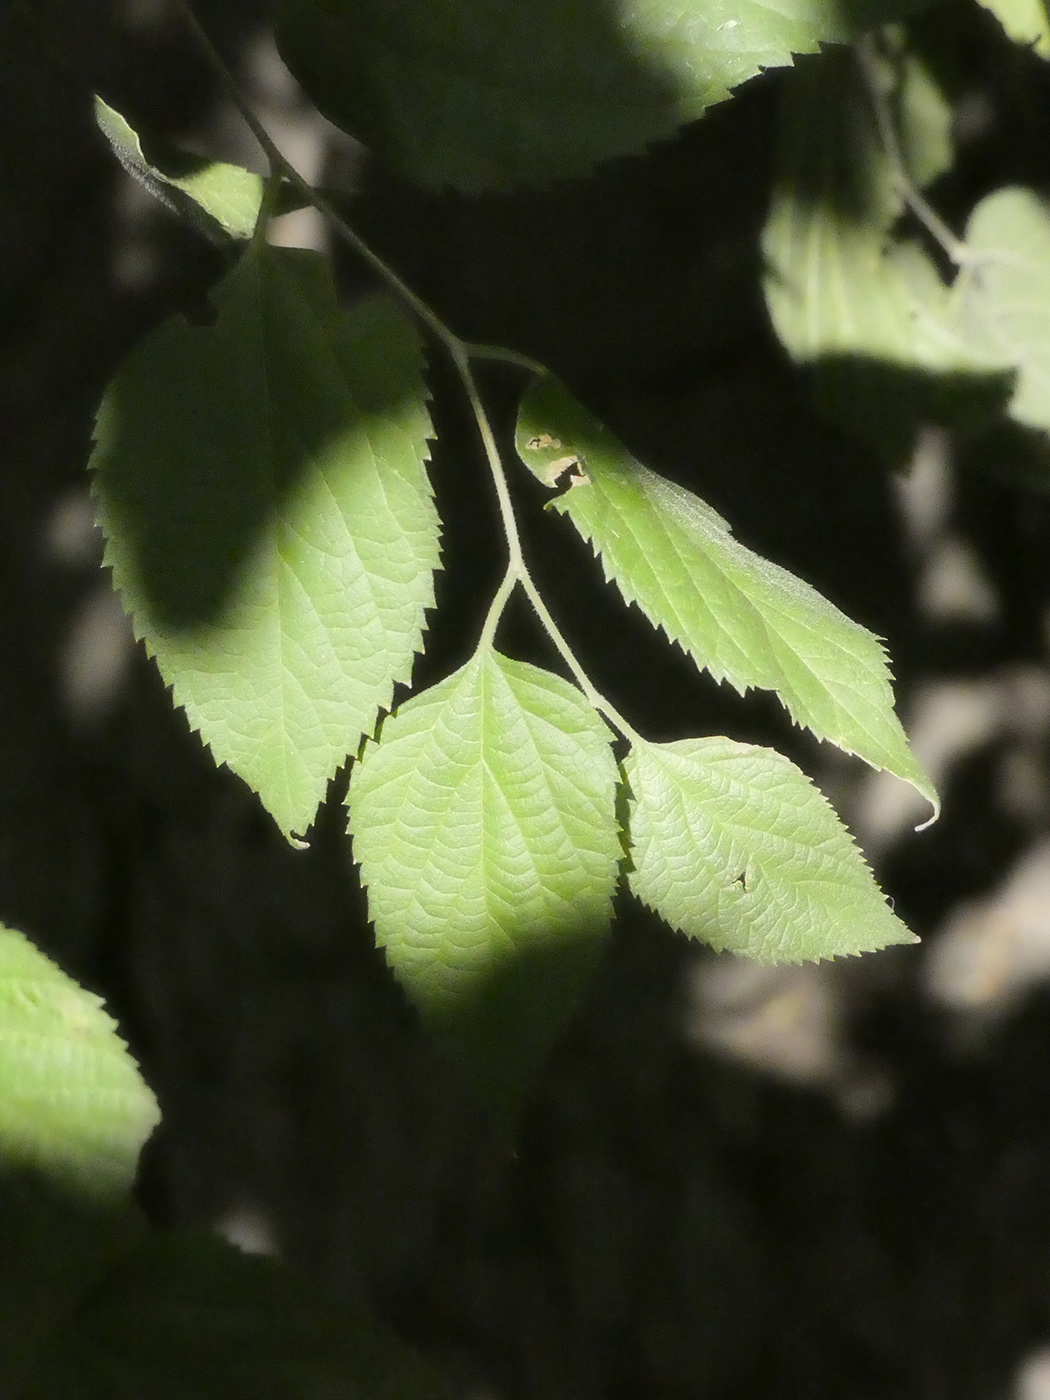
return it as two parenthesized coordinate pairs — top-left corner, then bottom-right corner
(276, 0), (946, 191)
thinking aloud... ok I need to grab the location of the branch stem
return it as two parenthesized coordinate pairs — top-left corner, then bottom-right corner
(452, 346), (528, 579)
(176, 0), (453, 345)
(519, 576), (642, 745)
(178, 1), (631, 738)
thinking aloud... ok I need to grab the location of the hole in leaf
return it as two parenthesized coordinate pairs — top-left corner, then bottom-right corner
(547, 455), (591, 494)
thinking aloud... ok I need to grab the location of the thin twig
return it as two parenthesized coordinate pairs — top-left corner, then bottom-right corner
(519, 574), (643, 745)
(177, 0), (628, 727)
(175, 0), (453, 345)
(855, 34), (969, 267)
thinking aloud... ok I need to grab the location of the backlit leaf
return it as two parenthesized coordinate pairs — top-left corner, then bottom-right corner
(348, 649), (620, 1111)
(625, 736), (915, 960)
(277, 0), (942, 191)
(0, 924), (158, 1199)
(516, 376), (937, 818)
(976, 0), (1050, 57)
(171, 161), (268, 241)
(954, 186), (1050, 434)
(762, 45), (1009, 457)
(95, 96), (264, 240)
(93, 244), (439, 840)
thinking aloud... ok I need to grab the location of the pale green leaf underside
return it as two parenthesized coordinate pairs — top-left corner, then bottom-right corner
(516, 376), (937, 817)
(626, 737), (915, 960)
(92, 245), (438, 839)
(977, 0), (1050, 57)
(276, 0), (940, 191)
(94, 96), (263, 239)
(0, 924), (159, 1198)
(349, 648), (620, 1023)
(954, 187), (1050, 433)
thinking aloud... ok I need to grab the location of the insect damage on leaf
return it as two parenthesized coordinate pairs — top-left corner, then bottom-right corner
(516, 374), (939, 822)
(545, 454), (591, 490)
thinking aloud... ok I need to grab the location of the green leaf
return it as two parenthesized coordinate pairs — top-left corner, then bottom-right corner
(625, 736), (916, 961)
(0, 1172), (457, 1400)
(0, 924), (158, 1199)
(92, 245), (439, 840)
(516, 376), (937, 818)
(0, 1175), (144, 1397)
(762, 44), (1010, 458)
(276, 0), (942, 192)
(976, 0), (1050, 56)
(954, 187), (1050, 434)
(94, 96), (264, 240)
(763, 39), (949, 352)
(348, 649), (620, 1112)
(171, 161), (269, 241)
(37, 1226), (459, 1400)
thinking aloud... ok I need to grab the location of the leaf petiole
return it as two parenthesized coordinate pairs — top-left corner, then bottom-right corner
(177, 0), (644, 756)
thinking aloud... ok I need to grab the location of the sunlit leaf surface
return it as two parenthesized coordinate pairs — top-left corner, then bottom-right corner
(0, 924), (158, 1198)
(517, 376), (937, 818)
(976, 0), (1050, 57)
(626, 736), (916, 960)
(93, 246), (439, 840)
(349, 649), (620, 1109)
(762, 45), (1009, 456)
(94, 96), (264, 239)
(955, 187), (1050, 434)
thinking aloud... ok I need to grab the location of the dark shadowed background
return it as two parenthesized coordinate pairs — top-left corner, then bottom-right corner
(7, 2), (1050, 1396)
